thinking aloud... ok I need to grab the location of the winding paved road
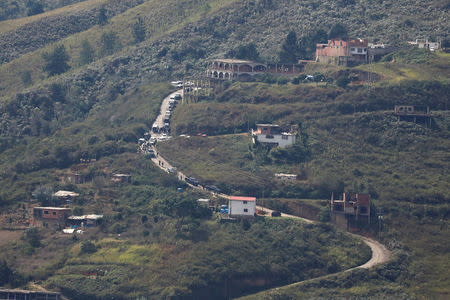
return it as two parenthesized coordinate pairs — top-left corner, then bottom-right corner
(144, 89), (391, 296)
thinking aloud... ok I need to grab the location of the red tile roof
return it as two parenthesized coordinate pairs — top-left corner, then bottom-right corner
(228, 196), (256, 202)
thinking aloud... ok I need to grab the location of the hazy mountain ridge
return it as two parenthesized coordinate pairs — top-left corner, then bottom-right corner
(0, 0), (144, 64)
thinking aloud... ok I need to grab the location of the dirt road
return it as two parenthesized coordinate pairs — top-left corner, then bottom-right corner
(144, 89), (392, 296)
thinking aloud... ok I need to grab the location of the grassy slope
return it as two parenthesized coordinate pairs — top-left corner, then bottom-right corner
(357, 51), (450, 83)
(0, 82), (172, 205)
(157, 78), (450, 298)
(0, 79), (370, 299)
(0, 0), (448, 298)
(0, 0), (237, 99)
(42, 219), (370, 299)
(0, 0), (105, 34)
(1, 0), (449, 100)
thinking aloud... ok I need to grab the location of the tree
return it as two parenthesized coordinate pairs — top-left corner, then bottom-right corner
(97, 6), (108, 26)
(279, 31), (299, 63)
(328, 23), (348, 39)
(25, 228), (41, 248)
(79, 39), (94, 65)
(336, 75), (350, 88)
(80, 241), (97, 254)
(42, 45), (70, 76)
(27, 1), (44, 16)
(100, 31), (121, 56)
(298, 29), (328, 59)
(132, 17), (146, 44)
(228, 43), (261, 61)
(49, 83), (66, 102)
(0, 259), (13, 285)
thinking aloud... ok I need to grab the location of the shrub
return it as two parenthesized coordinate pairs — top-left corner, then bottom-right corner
(277, 77), (289, 85)
(24, 228), (41, 248)
(336, 76), (350, 88)
(80, 241), (97, 254)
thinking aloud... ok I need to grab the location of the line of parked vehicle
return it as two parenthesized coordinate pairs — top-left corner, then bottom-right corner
(152, 92), (182, 136)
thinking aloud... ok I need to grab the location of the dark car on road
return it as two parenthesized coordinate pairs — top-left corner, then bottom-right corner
(271, 211), (281, 217)
(185, 177), (199, 186)
(205, 185), (221, 193)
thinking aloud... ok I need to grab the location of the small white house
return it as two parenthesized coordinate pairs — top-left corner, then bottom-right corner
(275, 173), (298, 181)
(252, 124), (296, 148)
(228, 196), (256, 217)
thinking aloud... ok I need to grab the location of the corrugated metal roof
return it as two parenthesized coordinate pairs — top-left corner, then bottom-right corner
(256, 124), (280, 127)
(53, 190), (79, 197)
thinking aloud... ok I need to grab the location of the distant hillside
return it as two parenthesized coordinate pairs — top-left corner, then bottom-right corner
(0, 0), (448, 298)
(0, 0), (448, 139)
(0, 0), (144, 63)
(0, 0), (86, 21)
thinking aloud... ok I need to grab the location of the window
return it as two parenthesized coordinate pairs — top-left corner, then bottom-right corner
(243, 201), (248, 204)
(44, 211), (49, 214)
(244, 209), (248, 212)
(282, 135), (288, 140)
(351, 48), (355, 51)
(52, 211), (57, 215)
(357, 48), (362, 53)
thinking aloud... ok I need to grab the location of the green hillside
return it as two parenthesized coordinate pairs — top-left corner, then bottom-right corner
(0, 0), (448, 299)
(157, 78), (450, 298)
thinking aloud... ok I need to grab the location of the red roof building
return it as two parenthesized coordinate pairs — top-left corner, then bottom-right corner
(228, 196), (256, 216)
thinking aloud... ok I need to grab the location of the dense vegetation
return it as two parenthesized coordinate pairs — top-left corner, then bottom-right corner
(0, 0), (85, 21)
(43, 219), (369, 299)
(160, 80), (449, 201)
(157, 74), (449, 298)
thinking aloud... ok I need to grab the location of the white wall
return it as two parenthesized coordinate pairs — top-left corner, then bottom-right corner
(229, 200), (255, 216)
(255, 134), (296, 148)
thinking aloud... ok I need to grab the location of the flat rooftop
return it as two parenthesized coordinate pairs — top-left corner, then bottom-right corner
(34, 207), (71, 210)
(229, 196), (256, 202)
(211, 58), (254, 64)
(256, 124), (280, 127)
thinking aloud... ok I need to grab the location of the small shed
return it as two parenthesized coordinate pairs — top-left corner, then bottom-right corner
(228, 196), (256, 217)
(112, 173), (132, 183)
(53, 190), (80, 199)
(67, 214), (103, 228)
(275, 173), (298, 181)
(63, 173), (89, 184)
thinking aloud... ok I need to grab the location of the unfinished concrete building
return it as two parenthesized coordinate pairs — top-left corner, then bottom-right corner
(32, 207), (71, 228)
(206, 59), (306, 81)
(331, 193), (371, 231)
(0, 289), (61, 300)
(394, 105), (432, 127)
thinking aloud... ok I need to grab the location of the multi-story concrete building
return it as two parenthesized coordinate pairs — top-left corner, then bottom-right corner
(32, 207), (71, 228)
(228, 196), (256, 217)
(316, 38), (368, 66)
(330, 193), (371, 230)
(206, 59), (306, 81)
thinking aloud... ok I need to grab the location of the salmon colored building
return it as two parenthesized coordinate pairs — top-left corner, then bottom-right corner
(316, 38), (368, 66)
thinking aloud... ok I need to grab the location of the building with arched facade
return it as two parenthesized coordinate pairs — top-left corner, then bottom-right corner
(206, 59), (307, 81)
